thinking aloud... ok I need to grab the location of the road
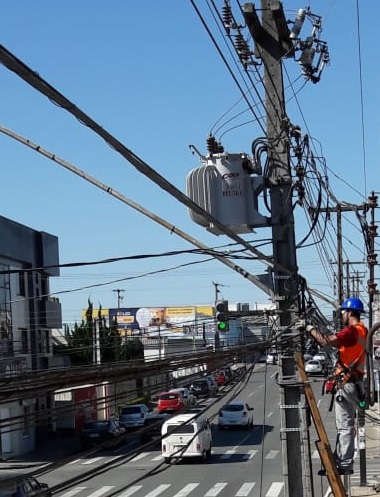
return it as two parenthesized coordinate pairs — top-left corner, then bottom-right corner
(7, 362), (378, 497)
(35, 363), (285, 497)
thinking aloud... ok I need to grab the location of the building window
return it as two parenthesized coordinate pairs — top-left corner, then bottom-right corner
(38, 330), (43, 353)
(45, 330), (50, 353)
(18, 272), (26, 296)
(41, 276), (48, 297)
(23, 405), (30, 438)
(20, 329), (28, 354)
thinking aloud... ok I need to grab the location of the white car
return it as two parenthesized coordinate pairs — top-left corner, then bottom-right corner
(169, 387), (196, 406)
(119, 404), (150, 429)
(305, 359), (324, 375)
(218, 400), (254, 430)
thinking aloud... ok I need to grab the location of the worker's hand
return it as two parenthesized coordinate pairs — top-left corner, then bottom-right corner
(294, 319), (305, 331)
(306, 324), (316, 333)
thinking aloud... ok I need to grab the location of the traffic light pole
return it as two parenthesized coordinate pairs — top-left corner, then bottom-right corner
(243, 3), (304, 495)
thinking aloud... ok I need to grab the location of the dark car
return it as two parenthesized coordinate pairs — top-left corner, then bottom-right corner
(189, 379), (210, 398)
(140, 413), (171, 445)
(0, 477), (51, 497)
(80, 419), (125, 450)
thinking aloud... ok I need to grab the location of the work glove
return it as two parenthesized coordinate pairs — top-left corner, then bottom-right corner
(294, 319), (305, 331)
(306, 324), (316, 333)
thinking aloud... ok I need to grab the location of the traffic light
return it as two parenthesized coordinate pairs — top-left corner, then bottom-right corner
(215, 300), (229, 331)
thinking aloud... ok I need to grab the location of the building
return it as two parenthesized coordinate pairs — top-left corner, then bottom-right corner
(0, 216), (62, 458)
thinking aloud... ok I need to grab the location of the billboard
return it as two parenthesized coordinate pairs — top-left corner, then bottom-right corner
(82, 305), (215, 337)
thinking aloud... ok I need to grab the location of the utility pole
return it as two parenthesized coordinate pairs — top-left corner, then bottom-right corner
(113, 288), (125, 308)
(243, 3), (304, 495)
(315, 201), (372, 486)
(212, 281), (224, 302)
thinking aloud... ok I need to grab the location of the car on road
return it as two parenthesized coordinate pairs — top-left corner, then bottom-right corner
(157, 391), (185, 414)
(203, 374), (219, 395)
(0, 477), (51, 497)
(266, 352), (278, 365)
(189, 379), (210, 398)
(218, 400), (254, 430)
(213, 370), (227, 386)
(118, 403), (150, 429)
(169, 387), (196, 406)
(218, 365), (233, 382)
(305, 359), (324, 375)
(161, 412), (212, 463)
(140, 413), (171, 445)
(80, 419), (125, 450)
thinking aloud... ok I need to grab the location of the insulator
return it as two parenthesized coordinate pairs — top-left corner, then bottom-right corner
(299, 42), (316, 69)
(216, 142), (224, 153)
(295, 165), (305, 178)
(206, 135), (224, 154)
(222, 1), (233, 30)
(234, 33), (246, 54)
(368, 281), (377, 294)
(206, 135), (216, 154)
(297, 184), (305, 202)
(367, 252), (378, 266)
(368, 225), (378, 238)
(290, 9), (306, 40)
(368, 193), (378, 208)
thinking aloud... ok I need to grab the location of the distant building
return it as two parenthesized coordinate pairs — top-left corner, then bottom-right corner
(0, 216), (62, 458)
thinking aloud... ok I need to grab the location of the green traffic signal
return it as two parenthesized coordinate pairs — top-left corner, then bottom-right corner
(218, 322), (227, 331)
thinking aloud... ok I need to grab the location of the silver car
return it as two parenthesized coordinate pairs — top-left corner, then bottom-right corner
(119, 404), (150, 429)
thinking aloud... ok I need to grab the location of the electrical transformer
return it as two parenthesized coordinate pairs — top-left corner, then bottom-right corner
(186, 152), (269, 235)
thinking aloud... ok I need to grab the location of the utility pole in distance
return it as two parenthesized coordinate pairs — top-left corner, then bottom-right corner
(243, 2), (304, 495)
(113, 288), (125, 308)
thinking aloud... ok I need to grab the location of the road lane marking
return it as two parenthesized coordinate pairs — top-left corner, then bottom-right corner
(68, 459), (82, 465)
(173, 483), (199, 496)
(265, 482), (284, 496)
(236, 483), (255, 496)
(205, 483), (228, 496)
(144, 484), (171, 497)
(265, 450), (279, 459)
(243, 449), (258, 460)
(151, 454), (163, 461)
(87, 486), (114, 497)
(117, 487), (142, 497)
(129, 452), (150, 462)
(220, 448), (237, 459)
(59, 487), (87, 497)
(81, 457), (104, 465)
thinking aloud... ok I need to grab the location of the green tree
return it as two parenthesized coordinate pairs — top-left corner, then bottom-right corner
(54, 300), (144, 365)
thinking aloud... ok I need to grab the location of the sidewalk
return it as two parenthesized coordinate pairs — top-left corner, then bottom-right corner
(0, 434), (79, 473)
(351, 403), (380, 496)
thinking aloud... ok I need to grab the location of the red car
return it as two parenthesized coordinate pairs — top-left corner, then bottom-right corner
(213, 370), (227, 386)
(157, 391), (185, 414)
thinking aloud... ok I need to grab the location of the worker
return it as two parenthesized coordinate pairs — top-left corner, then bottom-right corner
(306, 297), (368, 475)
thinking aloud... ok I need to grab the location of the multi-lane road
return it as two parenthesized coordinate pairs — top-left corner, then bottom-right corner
(12, 362), (377, 497)
(37, 363), (286, 497)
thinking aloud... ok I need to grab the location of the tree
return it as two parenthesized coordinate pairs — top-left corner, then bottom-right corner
(54, 300), (144, 365)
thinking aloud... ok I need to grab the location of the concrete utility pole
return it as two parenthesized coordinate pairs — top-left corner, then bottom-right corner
(243, 2), (304, 495)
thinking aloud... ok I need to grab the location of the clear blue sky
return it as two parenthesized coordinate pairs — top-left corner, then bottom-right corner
(1, 1), (378, 325)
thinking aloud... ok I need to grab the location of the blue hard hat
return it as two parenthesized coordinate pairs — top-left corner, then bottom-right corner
(341, 297), (365, 313)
